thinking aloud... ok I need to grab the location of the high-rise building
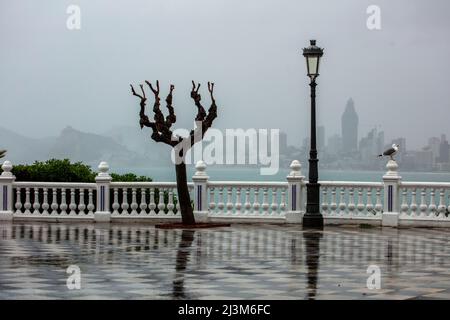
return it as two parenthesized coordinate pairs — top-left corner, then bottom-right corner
(439, 134), (450, 163)
(341, 98), (358, 153)
(428, 137), (440, 164)
(327, 134), (342, 155)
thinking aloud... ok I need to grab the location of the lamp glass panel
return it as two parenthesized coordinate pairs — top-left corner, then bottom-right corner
(307, 56), (318, 76)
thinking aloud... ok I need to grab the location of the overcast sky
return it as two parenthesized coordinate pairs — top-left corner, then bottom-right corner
(1, 0), (449, 149)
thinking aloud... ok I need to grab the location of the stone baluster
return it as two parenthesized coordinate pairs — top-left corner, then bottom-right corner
(252, 188), (260, 214)
(139, 188), (147, 214)
(419, 188), (427, 216)
(112, 188), (120, 215)
(157, 188), (165, 214)
(60, 188), (68, 215)
(262, 188), (269, 215)
(375, 187), (383, 213)
(235, 187), (242, 215)
(226, 187), (233, 215)
(428, 188), (437, 216)
(208, 187), (216, 214)
(400, 188), (409, 216)
(167, 188), (175, 215)
(437, 188), (446, 217)
(23, 188), (32, 215)
(321, 187), (328, 214)
(50, 188), (58, 215)
(338, 188), (346, 215)
(15, 188), (22, 214)
(348, 187), (356, 215)
(356, 188), (365, 213)
(42, 188), (49, 215)
(270, 188), (278, 214)
(32, 188), (40, 214)
(217, 187), (225, 214)
(410, 188), (418, 216)
(69, 188), (77, 215)
(279, 188), (286, 212)
(121, 188), (129, 215)
(149, 189), (156, 215)
(244, 188), (251, 214)
(87, 189), (95, 215)
(78, 189), (86, 215)
(130, 188), (138, 215)
(366, 188), (374, 215)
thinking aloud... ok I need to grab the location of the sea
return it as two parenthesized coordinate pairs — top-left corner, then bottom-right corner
(114, 165), (450, 183)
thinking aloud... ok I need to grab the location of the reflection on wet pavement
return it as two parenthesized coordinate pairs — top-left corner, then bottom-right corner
(0, 222), (450, 300)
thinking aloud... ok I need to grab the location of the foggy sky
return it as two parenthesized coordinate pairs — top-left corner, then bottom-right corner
(1, 0), (450, 149)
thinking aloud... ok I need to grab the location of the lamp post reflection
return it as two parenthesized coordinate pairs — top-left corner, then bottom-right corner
(303, 230), (323, 300)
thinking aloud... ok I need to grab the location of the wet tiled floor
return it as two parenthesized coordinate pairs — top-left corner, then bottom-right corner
(0, 222), (450, 300)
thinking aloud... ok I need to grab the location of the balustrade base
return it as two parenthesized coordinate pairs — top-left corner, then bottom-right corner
(94, 211), (111, 223)
(285, 211), (303, 223)
(382, 212), (399, 227)
(0, 211), (13, 221)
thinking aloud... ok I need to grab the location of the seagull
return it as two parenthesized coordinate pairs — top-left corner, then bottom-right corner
(378, 144), (399, 160)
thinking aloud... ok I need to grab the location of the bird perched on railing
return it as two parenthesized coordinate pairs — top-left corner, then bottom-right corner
(378, 144), (399, 160)
(0, 149), (6, 159)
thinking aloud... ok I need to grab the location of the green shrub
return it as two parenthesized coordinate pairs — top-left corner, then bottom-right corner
(0, 159), (152, 183)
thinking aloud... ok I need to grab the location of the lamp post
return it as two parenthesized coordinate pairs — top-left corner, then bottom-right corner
(302, 39), (324, 229)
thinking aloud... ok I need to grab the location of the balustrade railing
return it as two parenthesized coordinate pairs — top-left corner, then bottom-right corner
(398, 182), (450, 220)
(13, 182), (96, 218)
(109, 182), (193, 217)
(320, 181), (383, 219)
(206, 182), (288, 216)
(1, 159), (450, 227)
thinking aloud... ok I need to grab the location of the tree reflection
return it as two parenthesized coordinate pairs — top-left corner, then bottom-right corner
(172, 229), (195, 299)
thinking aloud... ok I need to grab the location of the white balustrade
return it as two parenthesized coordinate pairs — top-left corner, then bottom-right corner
(109, 182), (193, 217)
(2, 159), (450, 226)
(13, 182), (96, 218)
(320, 182), (383, 219)
(398, 182), (450, 220)
(206, 182), (288, 216)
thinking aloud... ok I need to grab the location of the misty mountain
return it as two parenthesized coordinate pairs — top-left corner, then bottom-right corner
(0, 126), (56, 164)
(0, 126), (168, 169)
(103, 125), (173, 165)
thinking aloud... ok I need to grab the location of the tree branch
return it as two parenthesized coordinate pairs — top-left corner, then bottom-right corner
(191, 80), (206, 121)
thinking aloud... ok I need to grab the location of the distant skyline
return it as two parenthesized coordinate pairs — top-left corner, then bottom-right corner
(1, 0), (450, 150)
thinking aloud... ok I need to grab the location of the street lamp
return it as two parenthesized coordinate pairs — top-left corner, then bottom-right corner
(302, 39), (324, 229)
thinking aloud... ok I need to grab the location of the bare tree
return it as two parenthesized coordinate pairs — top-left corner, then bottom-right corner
(130, 80), (217, 225)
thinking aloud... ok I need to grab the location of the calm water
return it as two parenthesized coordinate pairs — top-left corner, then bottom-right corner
(115, 166), (450, 183)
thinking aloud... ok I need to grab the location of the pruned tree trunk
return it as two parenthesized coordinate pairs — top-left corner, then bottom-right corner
(175, 161), (195, 225)
(130, 80), (218, 225)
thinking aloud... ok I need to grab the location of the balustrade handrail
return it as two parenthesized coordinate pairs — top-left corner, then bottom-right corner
(110, 182), (193, 188)
(400, 181), (450, 188)
(13, 181), (96, 189)
(319, 181), (383, 188)
(207, 181), (288, 188)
